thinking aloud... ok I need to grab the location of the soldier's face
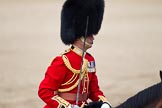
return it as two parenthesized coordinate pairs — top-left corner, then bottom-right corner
(74, 35), (94, 50)
(79, 35), (94, 50)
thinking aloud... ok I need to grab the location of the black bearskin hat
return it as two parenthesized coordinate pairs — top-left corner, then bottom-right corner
(61, 0), (105, 45)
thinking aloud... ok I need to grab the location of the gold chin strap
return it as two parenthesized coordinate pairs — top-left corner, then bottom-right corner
(58, 55), (88, 92)
(80, 37), (92, 47)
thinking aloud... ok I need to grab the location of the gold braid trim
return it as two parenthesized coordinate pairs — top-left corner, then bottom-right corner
(62, 55), (87, 74)
(98, 95), (111, 106)
(51, 95), (70, 108)
(98, 95), (108, 102)
(58, 80), (79, 92)
(58, 55), (88, 92)
(61, 74), (77, 86)
(81, 102), (85, 108)
(58, 70), (87, 92)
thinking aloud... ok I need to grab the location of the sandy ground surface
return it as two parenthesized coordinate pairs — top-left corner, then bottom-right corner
(0, 0), (162, 108)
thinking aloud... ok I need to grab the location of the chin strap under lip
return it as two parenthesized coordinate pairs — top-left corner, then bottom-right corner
(80, 37), (92, 48)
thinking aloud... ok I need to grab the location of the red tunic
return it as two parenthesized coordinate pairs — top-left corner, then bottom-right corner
(38, 47), (106, 108)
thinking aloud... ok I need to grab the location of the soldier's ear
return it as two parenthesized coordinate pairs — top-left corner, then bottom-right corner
(160, 70), (162, 81)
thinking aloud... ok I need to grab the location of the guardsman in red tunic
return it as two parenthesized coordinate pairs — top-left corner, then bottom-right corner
(38, 0), (111, 108)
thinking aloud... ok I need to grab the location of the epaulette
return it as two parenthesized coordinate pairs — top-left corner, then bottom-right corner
(50, 48), (71, 65)
(60, 48), (71, 55)
(86, 52), (92, 56)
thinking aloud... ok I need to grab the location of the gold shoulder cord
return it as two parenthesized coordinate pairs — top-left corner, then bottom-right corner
(62, 55), (87, 74)
(58, 55), (88, 92)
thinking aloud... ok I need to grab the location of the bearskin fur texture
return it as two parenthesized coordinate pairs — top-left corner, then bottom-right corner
(61, 0), (105, 45)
